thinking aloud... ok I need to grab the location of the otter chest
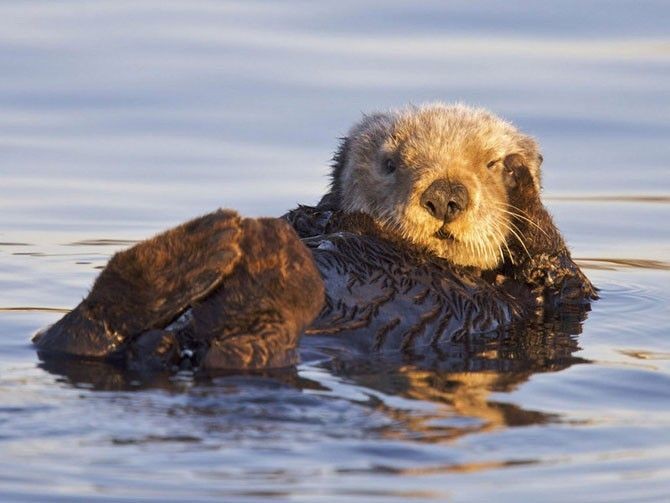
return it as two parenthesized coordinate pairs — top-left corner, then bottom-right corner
(303, 232), (516, 353)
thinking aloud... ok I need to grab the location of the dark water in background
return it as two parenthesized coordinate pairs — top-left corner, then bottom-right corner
(1, 1), (669, 501)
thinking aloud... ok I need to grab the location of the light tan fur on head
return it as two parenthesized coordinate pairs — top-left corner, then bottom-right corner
(330, 103), (543, 269)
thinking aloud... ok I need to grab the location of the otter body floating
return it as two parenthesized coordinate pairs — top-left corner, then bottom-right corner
(33, 103), (597, 370)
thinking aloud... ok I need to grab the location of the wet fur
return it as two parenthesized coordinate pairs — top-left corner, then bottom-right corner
(301, 217), (526, 354)
(34, 103), (595, 370)
(34, 209), (244, 358)
(34, 212), (325, 370)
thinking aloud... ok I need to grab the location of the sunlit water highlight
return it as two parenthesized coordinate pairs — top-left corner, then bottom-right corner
(1, 2), (669, 502)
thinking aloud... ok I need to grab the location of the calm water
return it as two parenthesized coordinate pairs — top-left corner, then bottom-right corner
(1, 1), (669, 501)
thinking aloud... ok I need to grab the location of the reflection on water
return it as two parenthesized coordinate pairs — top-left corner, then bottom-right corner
(549, 195), (670, 204)
(577, 257), (670, 271)
(0, 307), (70, 313)
(310, 310), (590, 440)
(1, 0), (669, 501)
(35, 307), (590, 464)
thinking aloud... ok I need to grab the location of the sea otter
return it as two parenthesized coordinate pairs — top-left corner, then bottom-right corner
(33, 103), (596, 370)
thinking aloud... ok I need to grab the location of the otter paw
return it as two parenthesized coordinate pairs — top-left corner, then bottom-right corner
(126, 329), (181, 371)
(33, 302), (124, 358)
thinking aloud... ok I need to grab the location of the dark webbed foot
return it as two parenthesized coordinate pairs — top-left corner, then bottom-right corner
(179, 218), (326, 369)
(92, 208), (244, 333)
(33, 210), (241, 358)
(126, 330), (181, 371)
(34, 209), (244, 358)
(34, 212), (326, 371)
(33, 305), (124, 358)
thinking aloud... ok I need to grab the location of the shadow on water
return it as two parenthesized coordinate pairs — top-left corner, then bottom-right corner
(36, 304), (592, 445)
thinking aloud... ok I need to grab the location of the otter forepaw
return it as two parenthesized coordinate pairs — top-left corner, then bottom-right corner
(126, 329), (181, 371)
(33, 302), (124, 358)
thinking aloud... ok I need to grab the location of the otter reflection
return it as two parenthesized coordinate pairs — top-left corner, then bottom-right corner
(320, 314), (589, 441)
(38, 303), (590, 443)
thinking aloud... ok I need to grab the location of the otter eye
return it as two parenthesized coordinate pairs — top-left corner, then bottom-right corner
(384, 159), (396, 174)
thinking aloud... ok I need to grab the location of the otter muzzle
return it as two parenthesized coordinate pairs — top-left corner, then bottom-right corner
(420, 179), (469, 223)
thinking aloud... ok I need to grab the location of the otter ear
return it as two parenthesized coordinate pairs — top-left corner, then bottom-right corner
(318, 112), (394, 210)
(317, 136), (349, 210)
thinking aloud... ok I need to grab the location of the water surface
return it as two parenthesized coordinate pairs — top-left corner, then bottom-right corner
(1, 1), (669, 502)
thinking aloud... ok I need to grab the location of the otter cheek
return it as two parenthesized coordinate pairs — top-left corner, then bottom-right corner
(372, 178), (398, 214)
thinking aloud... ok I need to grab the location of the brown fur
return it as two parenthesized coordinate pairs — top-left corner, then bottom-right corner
(34, 211), (325, 369)
(33, 209), (243, 357)
(178, 218), (326, 369)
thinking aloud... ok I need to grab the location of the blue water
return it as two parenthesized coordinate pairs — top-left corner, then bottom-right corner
(1, 1), (669, 501)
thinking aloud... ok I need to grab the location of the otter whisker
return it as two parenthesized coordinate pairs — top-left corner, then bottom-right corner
(508, 219), (531, 248)
(473, 225), (486, 262)
(492, 222), (515, 265)
(496, 242), (504, 264)
(494, 203), (550, 238)
(502, 239), (515, 265)
(503, 210), (550, 239)
(499, 220), (531, 260)
(490, 215), (516, 265)
(490, 210), (532, 249)
(496, 201), (541, 220)
(482, 229), (497, 267)
(474, 213), (496, 266)
(498, 201), (536, 219)
(476, 216), (500, 267)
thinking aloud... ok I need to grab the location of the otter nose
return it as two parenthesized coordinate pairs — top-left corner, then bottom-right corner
(420, 179), (469, 223)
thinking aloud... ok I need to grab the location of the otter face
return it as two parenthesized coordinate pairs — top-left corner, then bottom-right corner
(331, 103), (543, 269)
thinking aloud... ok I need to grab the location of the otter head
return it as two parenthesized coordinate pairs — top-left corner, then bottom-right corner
(325, 103), (543, 269)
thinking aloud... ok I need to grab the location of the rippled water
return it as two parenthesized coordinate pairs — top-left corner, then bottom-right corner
(1, 2), (669, 502)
